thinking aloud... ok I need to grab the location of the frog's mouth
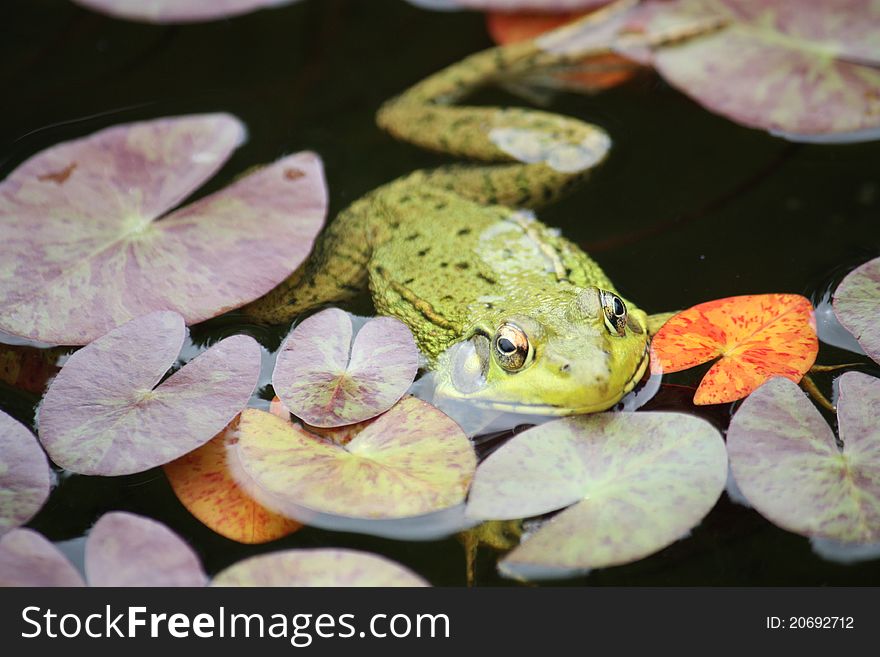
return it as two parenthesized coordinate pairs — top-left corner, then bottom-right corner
(438, 342), (652, 416)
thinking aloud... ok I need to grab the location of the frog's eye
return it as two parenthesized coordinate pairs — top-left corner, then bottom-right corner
(493, 323), (531, 371)
(600, 291), (627, 337)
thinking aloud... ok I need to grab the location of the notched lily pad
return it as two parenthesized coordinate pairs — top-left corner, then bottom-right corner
(0, 113), (327, 344)
(273, 308), (420, 428)
(86, 512), (207, 586)
(650, 294), (818, 405)
(467, 412), (727, 579)
(0, 529), (85, 587)
(727, 373), (880, 543)
(38, 311), (261, 476)
(72, 0), (297, 24)
(235, 398), (476, 520)
(164, 416), (302, 544)
(212, 548), (429, 587)
(0, 512), (206, 586)
(0, 411), (51, 536)
(833, 257), (880, 365)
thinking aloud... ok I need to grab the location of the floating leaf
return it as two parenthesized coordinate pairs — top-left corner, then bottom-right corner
(38, 311), (261, 476)
(212, 548), (429, 587)
(649, 294), (817, 405)
(236, 399), (476, 520)
(405, 0), (611, 9)
(273, 309), (420, 428)
(72, 0), (298, 24)
(0, 114), (327, 344)
(86, 512), (207, 586)
(0, 529), (86, 587)
(727, 374), (880, 543)
(0, 344), (62, 394)
(0, 513), (205, 586)
(0, 411), (51, 536)
(467, 412), (726, 579)
(623, 0), (880, 137)
(164, 416), (302, 544)
(833, 257), (880, 364)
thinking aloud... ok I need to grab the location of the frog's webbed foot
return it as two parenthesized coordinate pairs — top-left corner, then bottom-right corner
(458, 519), (523, 587)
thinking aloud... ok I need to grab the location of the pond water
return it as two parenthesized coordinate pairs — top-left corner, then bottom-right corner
(2, 0), (880, 585)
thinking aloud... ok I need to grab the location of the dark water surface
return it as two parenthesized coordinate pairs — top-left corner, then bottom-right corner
(2, 0), (880, 585)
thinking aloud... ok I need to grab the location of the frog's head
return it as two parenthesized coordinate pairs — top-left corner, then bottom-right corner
(433, 286), (650, 415)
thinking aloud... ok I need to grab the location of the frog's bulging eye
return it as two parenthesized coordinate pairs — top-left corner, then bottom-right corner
(600, 291), (627, 337)
(493, 323), (530, 371)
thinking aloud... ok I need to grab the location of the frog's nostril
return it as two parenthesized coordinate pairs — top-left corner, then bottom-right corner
(560, 363), (571, 374)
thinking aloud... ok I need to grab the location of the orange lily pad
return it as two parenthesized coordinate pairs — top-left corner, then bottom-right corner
(650, 294), (818, 405)
(164, 415), (302, 545)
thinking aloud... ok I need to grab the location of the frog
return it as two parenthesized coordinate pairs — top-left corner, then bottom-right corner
(244, 16), (672, 419)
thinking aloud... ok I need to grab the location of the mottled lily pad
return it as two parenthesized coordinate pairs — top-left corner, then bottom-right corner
(0, 512), (205, 586)
(406, 0), (610, 9)
(0, 114), (327, 344)
(833, 257), (880, 364)
(235, 398), (476, 520)
(38, 311), (261, 476)
(212, 548), (429, 587)
(0, 411), (51, 536)
(72, 0), (297, 24)
(272, 309), (420, 428)
(727, 373), (880, 543)
(467, 412), (727, 579)
(0, 529), (85, 587)
(86, 512), (207, 586)
(650, 294), (818, 405)
(164, 416), (302, 544)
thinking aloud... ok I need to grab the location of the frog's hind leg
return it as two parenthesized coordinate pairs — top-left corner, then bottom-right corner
(376, 19), (615, 209)
(242, 197), (375, 324)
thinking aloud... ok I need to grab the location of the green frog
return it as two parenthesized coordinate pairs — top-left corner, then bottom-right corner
(245, 23), (670, 417)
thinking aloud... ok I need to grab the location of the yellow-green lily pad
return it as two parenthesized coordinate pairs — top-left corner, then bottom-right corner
(467, 412), (727, 579)
(38, 311), (261, 476)
(212, 548), (429, 587)
(272, 309), (420, 428)
(235, 398), (476, 521)
(728, 373), (880, 543)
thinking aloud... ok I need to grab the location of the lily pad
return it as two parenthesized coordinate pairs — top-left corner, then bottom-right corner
(72, 0), (297, 24)
(650, 294), (818, 405)
(38, 311), (261, 476)
(0, 344), (62, 394)
(272, 309), (420, 428)
(235, 398), (476, 520)
(86, 512), (207, 586)
(0, 512), (206, 586)
(0, 114), (327, 345)
(407, 0), (611, 9)
(164, 416), (302, 544)
(0, 411), (51, 536)
(0, 529), (86, 587)
(727, 373), (880, 543)
(833, 257), (880, 364)
(467, 412), (727, 579)
(212, 548), (429, 587)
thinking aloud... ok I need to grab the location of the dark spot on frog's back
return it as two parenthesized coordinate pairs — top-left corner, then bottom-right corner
(38, 162), (77, 184)
(457, 228), (471, 236)
(418, 248), (430, 257)
(406, 233), (420, 241)
(455, 262), (469, 270)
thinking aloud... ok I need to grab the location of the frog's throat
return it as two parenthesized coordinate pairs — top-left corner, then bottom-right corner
(441, 342), (651, 416)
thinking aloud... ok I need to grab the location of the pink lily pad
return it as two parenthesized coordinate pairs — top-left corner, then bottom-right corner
(728, 373), (880, 543)
(72, 0), (297, 24)
(0, 114), (327, 345)
(0, 512), (206, 586)
(212, 548), (429, 586)
(235, 398), (476, 520)
(86, 512), (207, 586)
(38, 310), (261, 476)
(833, 257), (880, 364)
(272, 309), (420, 428)
(466, 412), (727, 579)
(0, 529), (86, 587)
(0, 411), (51, 536)
(627, 0), (880, 136)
